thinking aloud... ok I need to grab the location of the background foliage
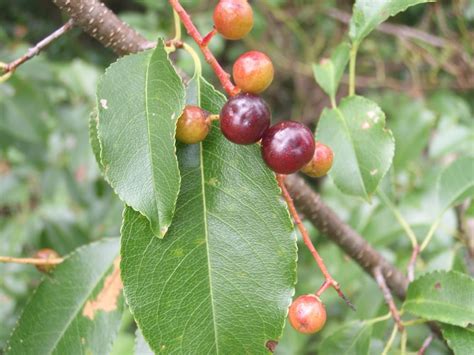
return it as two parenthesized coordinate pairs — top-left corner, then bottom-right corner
(1, 0), (473, 354)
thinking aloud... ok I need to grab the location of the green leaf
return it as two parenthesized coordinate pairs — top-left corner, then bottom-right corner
(402, 271), (474, 327)
(121, 82), (296, 354)
(318, 321), (372, 355)
(316, 96), (394, 200)
(438, 157), (474, 213)
(96, 39), (185, 238)
(349, 0), (435, 44)
(6, 239), (123, 355)
(441, 324), (474, 355)
(312, 42), (351, 101)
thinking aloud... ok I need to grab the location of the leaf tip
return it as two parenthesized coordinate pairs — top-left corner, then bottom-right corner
(157, 225), (169, 239)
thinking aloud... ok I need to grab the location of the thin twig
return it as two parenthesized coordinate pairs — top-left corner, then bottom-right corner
(0, 256), (64, 266)
(1, 19), (74, 75)
(418, 333), (434, 355)
(377, 191), (418, 249)
(168, 0), (239, 96)
(382, 324), (399, 355)
(373, 266), (404, 331)
(401, 329), (408, 355)
(277, 175), (354, 308)
(407, 245), (420, 282)
(377, 190), (420, 281)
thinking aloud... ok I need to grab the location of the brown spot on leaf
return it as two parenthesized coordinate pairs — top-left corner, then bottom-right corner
(266, 340), (278, 353)
(434, 282), (442, 290)
(83, 257), (123, 320)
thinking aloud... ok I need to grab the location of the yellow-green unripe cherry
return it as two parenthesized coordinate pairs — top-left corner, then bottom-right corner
(233, 51), (274, 94)
(213, 0), (253, 40)
(176, 106), (211, 144)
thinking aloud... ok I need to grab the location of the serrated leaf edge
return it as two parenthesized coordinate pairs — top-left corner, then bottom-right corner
(403, 270), (474, 327)
(319, 96), (395, 201)
(95, 40), (185, 239)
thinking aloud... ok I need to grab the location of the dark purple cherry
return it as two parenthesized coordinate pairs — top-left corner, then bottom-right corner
(220, 93), (271, 145)
(261, 121), (315, 174)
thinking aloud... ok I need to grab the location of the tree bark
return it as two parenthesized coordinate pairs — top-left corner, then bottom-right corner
(52, 0), (154, 55)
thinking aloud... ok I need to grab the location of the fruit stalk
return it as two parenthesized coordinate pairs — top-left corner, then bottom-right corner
(168, 0), (240, 96)
(277, 175), (353, 308)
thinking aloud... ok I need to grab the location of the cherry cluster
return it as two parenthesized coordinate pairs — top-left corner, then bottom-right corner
(175, 1), (331, 334)
(176, 0), (333, 179)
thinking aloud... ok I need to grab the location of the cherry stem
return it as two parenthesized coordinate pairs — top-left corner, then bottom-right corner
(168, 0), (240, 96)
(1, 19), (74, 77)
(407, 244), (420, 282)
(0, 256), (64, 266)
(373, 266), (404, 331)
(418, 333), (434, 355)
(202, 27), (218, 47)
(277, 175), (354, 309)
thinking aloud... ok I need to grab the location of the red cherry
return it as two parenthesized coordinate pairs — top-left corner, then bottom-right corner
(220, 93), (271, 145)
(34, 248), (60, 273)
(213, 0), (253, 40)
(261, 121), (315, 174)
(301, 142), (334, 177)
(233, 51), (274, 94)
(288, 294), (327, 334)
(176, 106), (211, 144)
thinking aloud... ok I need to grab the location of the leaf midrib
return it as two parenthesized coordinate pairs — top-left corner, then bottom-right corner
(199, 141), (220, 353)
(144, 51), (162, 234)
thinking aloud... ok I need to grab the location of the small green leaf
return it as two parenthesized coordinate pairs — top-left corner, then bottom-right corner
(402, 271), (474, 327)
(6, 239), (123, 355)
(349, 0), (435, 45)
(316, 96), (395, 200)
(441, 324), (474, 355)
(121, 81), (296, 354)
(318, 321), (372, 355)
(438, 157), (474, 213)
(97, 39), (185, 238)
(312, 42), (351, 101)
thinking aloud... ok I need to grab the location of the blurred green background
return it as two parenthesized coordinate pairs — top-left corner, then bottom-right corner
(1, 0), (473, 353)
